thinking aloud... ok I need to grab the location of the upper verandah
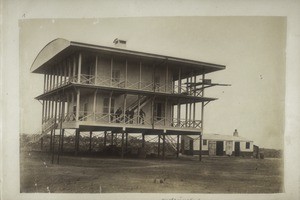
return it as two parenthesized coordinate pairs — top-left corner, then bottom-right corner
(30, 38), (226, 77)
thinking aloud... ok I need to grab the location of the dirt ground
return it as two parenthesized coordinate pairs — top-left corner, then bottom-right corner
(20, 151), (283, 193)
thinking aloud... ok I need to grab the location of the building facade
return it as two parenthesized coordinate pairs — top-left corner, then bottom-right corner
(182, 131), (254, 157)
(31, 38), (227, 162)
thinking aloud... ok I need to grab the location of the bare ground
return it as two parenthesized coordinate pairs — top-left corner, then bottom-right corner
(20, 151), (283, 193)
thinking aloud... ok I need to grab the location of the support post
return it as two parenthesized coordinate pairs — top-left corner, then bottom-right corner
(95, 55), (98, 84)
(110, 57), (113, 86)
(121, 131), (125, 159)
(139, 61), (142, 89)
(77, 53), (82, 83)
(51, 98), (58, 164)
(75, 129), (79, 156)
(125, 60), (128, 87)
(89, 131), (92, 153)
(61, 129), (65, 154)
(76, 89), (80, 121)
(93, 90), (97, 120)
(199, 73), (205, 161)
(142, 133), (145, 148)
(157, 134), (161, 158)
(176, 134), (180, 158)
(162, 134), (166, 160)
(125, 132), (128, 152)
(104, 131), (107, 147)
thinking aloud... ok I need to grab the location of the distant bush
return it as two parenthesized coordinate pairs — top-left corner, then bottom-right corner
(260, 148), (282, 158)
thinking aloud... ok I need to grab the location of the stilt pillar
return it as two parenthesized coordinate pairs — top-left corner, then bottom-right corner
(89, 131), (93, 153)
(157, 134), (161, 158)
(176, 134), (180, 158)
(162, 134), (166, 160)
(121, 131), (125, 159)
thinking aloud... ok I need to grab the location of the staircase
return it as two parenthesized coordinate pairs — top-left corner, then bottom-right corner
(165, 135), (178, 152)
(31, 118), (57, 143)
(113, 96), (151, 123)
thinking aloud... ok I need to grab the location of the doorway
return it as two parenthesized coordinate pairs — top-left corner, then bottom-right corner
(216, 141), (224, 156)
(189, 139), (194, 155)
(234, 142), (240, 156)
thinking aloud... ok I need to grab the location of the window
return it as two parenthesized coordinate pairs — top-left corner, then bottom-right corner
(103, 97), (115, 114)
(112, 69), (120, 83)
(246, 142), (250, 149)
(203, 140), (207, 145)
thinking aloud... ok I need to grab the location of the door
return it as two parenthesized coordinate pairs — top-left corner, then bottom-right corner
(208, 141), (216, 156)
(189, 139), (194, 155)
(154, 76), (160, 91)
(225, 141), (233, 156)
(216, 141), (224, 156)
(154, 102), (165, 121)
(234, 142), (240, 156)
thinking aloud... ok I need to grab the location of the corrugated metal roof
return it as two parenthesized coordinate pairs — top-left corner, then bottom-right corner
(188, 134), (252, 142)
(31, 38), (226, 75)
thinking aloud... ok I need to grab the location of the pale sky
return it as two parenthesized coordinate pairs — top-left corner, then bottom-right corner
(19, 17), (286, 149)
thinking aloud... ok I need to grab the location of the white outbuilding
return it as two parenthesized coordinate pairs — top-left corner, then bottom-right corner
(181, 130), (254, 157)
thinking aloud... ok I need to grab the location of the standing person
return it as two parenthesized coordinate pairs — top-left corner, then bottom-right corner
(115, 107), (122, 123)
(125, 109), (130, 123)
(110, 108), (114, 122)
(129, 109), (134, 124)
(139, 109), (146, 124)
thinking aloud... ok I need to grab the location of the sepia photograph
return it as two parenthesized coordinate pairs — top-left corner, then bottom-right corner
(19, 17), (285, 193)
(2, 1), (300, 200)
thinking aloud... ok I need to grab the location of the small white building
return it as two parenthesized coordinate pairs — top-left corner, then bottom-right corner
(182, 130), (254, 157)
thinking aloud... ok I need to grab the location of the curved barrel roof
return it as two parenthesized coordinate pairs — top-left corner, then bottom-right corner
(31, 38), (226, 74)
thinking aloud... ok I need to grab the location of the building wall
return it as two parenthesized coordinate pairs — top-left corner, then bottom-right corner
(181, 136), (254, 156)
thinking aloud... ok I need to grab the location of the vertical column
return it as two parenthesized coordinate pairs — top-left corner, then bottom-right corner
(89, 131), (92, 153)
(64, 61), (67, 84)
(157, 134), (161, 158)
(44, 100), (48, 122)
(73, 56), (76, 80)
(193, 74), (197, 127)
(121, 131), (125, 159)
(137, 95), (140, 124)
(108, 91), (112, 123)
(178, 68), (182, 94)
(125, 60), (128, 87)
(199, 73), (205, 161)
(51, 97), (58, 164)
(43, 74), (46, 92)
(162, 134), (166, 160)
(95, 55), (98, 84)
(125, 132), (128, 152)
(66, 94), (70, 120)
(139, 61), (142, 89)
(68, 59), (72, 82)
(41, 100), (45, 124)
(165, 63), (168, 92)
(77, 53), (82, 83)
(61, 129), (65, 154)
(111, 132), (114, 145)
(142, 133), (145, 148)
(76, 89), (80, 121)
(93, 90), (97, 120)
(46, 74), (49, 92)
(164, 97), (168, 125)
(110, 57), (113, 86)
(176, 134), (180, 158)
(123, 94), (127, 123)
(103, 131), (107, 147)
(57, 97), (64, 164)
(177, 101), (181, 127)
(75, 129), (79, 156)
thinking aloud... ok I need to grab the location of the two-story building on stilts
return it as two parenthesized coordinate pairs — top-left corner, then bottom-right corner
(30, 38), (227, 163)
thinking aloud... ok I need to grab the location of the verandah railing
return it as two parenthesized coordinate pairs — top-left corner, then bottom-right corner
(44, 74), (194, 96)
(63, 111), (202, 129)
